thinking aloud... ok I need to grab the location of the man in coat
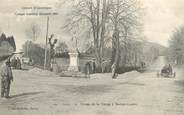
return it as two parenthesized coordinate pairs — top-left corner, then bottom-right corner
(92, 59), (96, 73)
(1, 59), (13, 98)
(85, 61), (91, 78)
(11, 57), (17, 69)
(16, 57), (21, 69)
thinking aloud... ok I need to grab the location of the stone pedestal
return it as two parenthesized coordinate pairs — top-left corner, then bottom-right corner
(68, 52), (79, 72)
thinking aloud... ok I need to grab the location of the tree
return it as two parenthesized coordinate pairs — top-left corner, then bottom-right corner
(25, 22), (41, 42)
(22, 41), (50, 68)
(65, 0), (142, 74)
(47, 34), (58, 70)
(108, 0), (142, 78)
(56, 42), (68, 53)
(48, 34), (58, 59)
(65, 0), (111, 72)
(25, 22), (41, 57)
(168, 26), (184, 65)
(0, 33), (16, 57)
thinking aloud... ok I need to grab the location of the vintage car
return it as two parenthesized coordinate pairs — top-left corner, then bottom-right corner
(22, 57), (34, 65)
(157, 70), (176, 78)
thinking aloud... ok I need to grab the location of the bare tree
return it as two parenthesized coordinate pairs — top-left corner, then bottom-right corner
(25, 22), (41, 57)
(64, 0), (111, 72)
(25, 22), (41, 42)
(56, 42), (68, 53)
(168, 26), (184, 65)
(48, 34), (58, 60)
(64, 0), (142, 74)
(108, 0), (142, 78)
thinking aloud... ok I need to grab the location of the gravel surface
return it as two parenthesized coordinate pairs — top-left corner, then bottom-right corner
(0, 57), (184, 115)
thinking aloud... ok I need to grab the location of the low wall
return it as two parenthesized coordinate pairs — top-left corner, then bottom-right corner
(55, 57), (94, 73)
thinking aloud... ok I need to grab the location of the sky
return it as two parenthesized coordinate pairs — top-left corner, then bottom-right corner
(141, 0), (184, 46)
(0, 0), (184, 51)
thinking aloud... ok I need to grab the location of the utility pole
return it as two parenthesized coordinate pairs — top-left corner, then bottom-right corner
(44, 16), (49, 70)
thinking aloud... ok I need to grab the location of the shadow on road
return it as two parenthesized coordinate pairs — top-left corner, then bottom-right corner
(175, 80), (184, 87)
(12, 68), (30, 71)
(118, 82), (145, 86)
(65, 85), (113, 95)
(174, 80), (184, 94)
(10, 91), (44, 98)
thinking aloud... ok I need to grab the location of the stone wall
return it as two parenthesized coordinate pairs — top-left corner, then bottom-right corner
(55, 57), (94, 73)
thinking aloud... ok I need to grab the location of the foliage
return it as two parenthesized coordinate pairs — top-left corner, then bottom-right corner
(55, 42), (69, 53)
(25, 22), (41, 42)
(22, 41), (50, 68)
(168, 26), (184, 65)
(48, 34), (58, 59)
(65, 0), (143, 73)
(0, 33), (16, 51)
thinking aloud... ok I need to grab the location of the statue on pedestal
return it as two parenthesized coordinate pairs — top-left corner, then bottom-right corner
(67, 35), (79, 72)
(48, 34), (58, 71)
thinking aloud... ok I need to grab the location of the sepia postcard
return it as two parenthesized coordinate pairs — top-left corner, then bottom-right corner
(0, 0), (184, 115)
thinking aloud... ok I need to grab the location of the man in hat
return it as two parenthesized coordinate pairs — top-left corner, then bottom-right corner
(16, 57), (22, 69)
(11, 56), (17, 69)
(85, 61), (91, 78)
(1, 59), (13, 98)
(92, 59), (96, 73)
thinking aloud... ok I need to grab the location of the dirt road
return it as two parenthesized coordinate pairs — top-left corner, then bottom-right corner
(0, 57), (184, 115)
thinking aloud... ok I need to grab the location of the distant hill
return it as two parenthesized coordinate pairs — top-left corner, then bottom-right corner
(142, 41), (167, 56)
(0, 33), (16, 57)
(84, 40), (167, 57)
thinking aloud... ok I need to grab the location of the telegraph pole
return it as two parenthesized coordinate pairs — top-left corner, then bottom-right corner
(44, 16), (49, 70)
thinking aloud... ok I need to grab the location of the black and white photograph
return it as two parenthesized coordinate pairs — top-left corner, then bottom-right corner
(0, 0), (184, 115)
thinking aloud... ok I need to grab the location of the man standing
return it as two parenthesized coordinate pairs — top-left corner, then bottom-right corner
(92, 59), (96, 73)
(16, 57), (21, 69)
(11, 57), (17, 69)
(85, 61), (91, 78)
(168, 64), (173, 75)
(111, 63), (118, 79)
(1, 60), (13, 98)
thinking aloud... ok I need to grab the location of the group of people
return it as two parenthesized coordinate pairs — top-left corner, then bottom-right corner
(161, 64), (173, 75)
(11, 57), (22, 69)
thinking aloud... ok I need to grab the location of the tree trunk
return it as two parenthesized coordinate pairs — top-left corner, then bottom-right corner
(112, 30), (120, 78)
(124, 26), (129, 66)
(112, 0), (120, 78)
